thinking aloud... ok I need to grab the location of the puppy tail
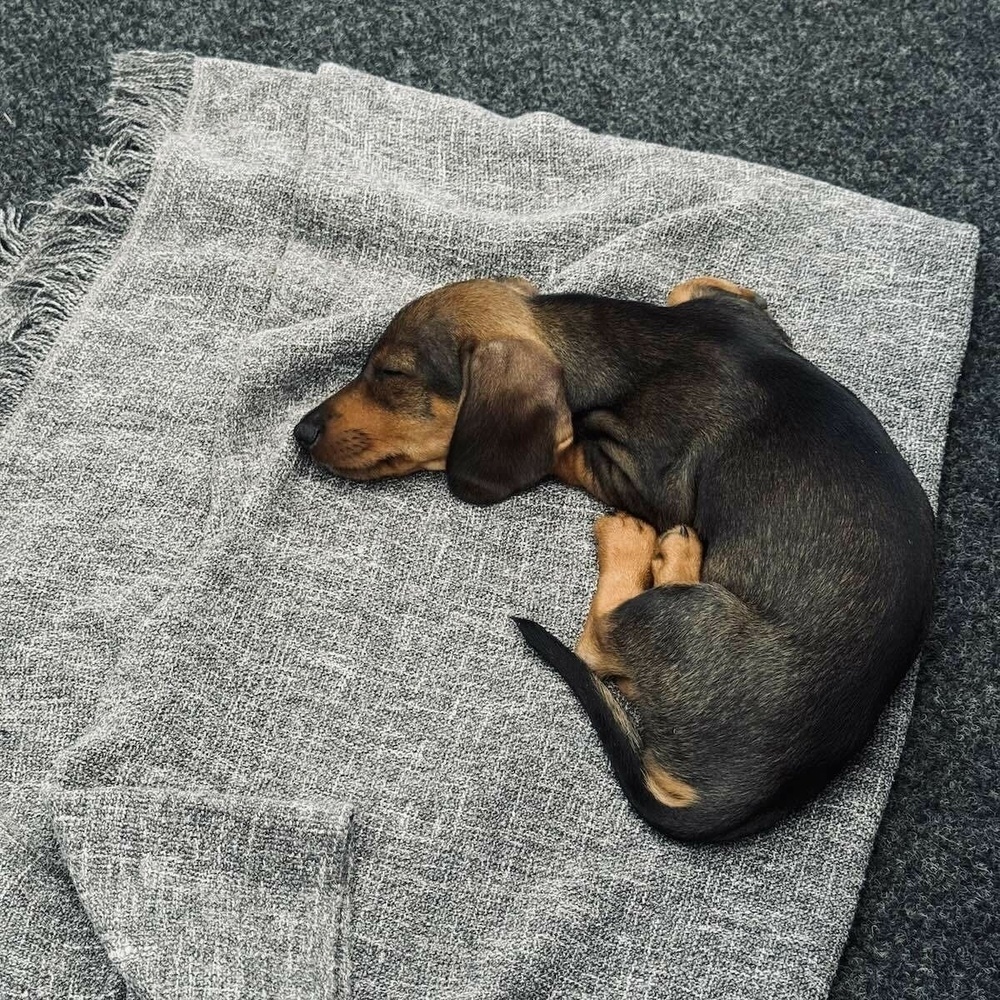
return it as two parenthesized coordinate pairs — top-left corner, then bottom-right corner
(512, 615), (700, 837)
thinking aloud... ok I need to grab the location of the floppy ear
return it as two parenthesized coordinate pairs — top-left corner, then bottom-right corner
(447, 338), (571, 505)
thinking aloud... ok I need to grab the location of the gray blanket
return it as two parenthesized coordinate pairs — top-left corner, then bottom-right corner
(0, 51), (978, 999)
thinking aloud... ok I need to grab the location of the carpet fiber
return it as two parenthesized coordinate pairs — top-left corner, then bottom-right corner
(1, 3), (997, 997)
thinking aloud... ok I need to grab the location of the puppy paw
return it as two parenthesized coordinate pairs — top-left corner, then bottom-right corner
(651, 524), (703, 585)
(593, 512), (658, 572)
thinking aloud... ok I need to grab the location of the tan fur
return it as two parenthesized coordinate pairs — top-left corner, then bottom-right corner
(553, 440), (615, 505)
(393, 278), (543, 347)
(574, 515), (701, 808)
(650, 525), (704, 586)
(575, 513), (657, 695)
(666, 275), (760, 307)
(643, 751), (699, 807)
(311, 385), (458, 477)
(592, 681), (643, 749)
(312, 278), (569, 479)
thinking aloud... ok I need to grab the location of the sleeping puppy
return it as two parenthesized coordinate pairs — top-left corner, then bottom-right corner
(293, 276), (935, 842)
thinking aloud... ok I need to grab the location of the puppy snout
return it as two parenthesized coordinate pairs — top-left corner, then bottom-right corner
(293, 407), (325, 449)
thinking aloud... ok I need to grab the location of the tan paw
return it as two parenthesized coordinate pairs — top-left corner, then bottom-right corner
(593, 512), (658, 572)
(650, 524), (703, 585)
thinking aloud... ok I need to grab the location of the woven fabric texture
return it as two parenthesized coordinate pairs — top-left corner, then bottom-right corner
(0, 51), (978, 998)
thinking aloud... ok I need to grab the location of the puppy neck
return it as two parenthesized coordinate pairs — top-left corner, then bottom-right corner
(529, 293), (687, 412)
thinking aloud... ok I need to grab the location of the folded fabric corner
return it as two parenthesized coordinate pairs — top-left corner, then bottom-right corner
(48, 786), (356, 1000)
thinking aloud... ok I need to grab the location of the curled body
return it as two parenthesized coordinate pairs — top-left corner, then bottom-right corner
(294, 276), (935, 841)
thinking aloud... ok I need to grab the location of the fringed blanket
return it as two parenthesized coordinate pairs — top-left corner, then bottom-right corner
(0, 50), (977, 999)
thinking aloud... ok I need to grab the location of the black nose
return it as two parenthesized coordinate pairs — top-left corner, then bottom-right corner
(293, 412), (323, 449)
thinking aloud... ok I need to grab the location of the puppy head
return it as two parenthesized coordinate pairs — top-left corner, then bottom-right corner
(295, 277), (572, 505)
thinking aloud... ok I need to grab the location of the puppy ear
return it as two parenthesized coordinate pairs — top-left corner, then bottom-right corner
(447, 338), (571, 505)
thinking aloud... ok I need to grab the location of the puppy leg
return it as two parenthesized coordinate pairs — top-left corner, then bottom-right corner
(576, 512), (657, 698)
(666, 275), (767, 311)
(553, 440), (610, 504)
(651, 524), (703, 586)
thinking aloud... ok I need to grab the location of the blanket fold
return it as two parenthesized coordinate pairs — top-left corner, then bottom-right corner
(0, 49), (979, 999)
(50, 787), (356, 1000)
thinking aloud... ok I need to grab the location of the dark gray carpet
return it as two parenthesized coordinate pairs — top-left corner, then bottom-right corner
(2, 2), (997, 996)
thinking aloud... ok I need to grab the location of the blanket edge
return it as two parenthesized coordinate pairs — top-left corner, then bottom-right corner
(0, 49), (196, 426)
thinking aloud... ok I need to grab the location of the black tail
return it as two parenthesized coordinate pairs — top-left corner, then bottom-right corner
(512, 616), (711, 840)
(513, 616), (803, 842)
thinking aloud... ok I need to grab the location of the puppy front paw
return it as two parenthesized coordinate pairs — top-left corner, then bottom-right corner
(651, 525), (703, 585)
(593, 512), (658, 572)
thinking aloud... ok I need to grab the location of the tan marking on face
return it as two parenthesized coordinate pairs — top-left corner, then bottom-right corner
(304, 277), (562, 483)
(666, 275), (762, 307)
(643, 752), (699, 808)
(311, 380), (458, 479)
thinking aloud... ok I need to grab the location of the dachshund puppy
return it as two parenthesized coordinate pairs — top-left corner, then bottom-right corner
(294, 276), (935, 842)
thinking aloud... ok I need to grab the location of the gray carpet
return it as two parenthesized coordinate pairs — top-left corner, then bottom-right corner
(2, 2), (997, 996)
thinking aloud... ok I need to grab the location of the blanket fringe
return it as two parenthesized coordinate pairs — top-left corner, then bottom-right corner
(0, 50), (195, 425)
(0, 205), (31, 280)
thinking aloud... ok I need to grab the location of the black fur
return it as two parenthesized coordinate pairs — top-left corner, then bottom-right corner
(512, 615), (755, 841)
(515, 290), (935, 840)
(299, 280), (936, 841)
